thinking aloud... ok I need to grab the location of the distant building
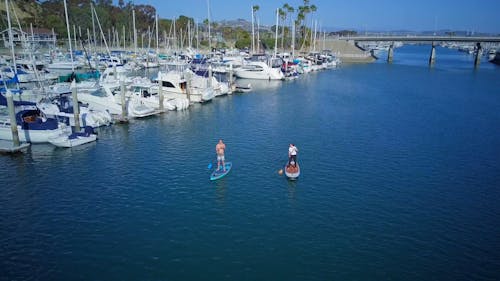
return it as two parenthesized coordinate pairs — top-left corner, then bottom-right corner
(1, 27), (57, 48)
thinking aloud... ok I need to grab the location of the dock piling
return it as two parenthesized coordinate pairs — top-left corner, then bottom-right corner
(387, 43), (394, 63)
(71, 80), (81, 132)
(429, 42), (436, 67)
(159, 75), (164, 112)
(6, 90), (20, 147)
(185, 71), (191, 103)
(120, 79), (127, 119)
(474, 42), (482, 68)
(228, 64), (233, 94)
(208, 65), (212, 88)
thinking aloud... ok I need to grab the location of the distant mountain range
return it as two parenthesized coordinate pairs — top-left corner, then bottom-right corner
(215, 20), (498, 36)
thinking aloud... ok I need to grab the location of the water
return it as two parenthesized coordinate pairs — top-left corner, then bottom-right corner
(1, 45), (500, 280)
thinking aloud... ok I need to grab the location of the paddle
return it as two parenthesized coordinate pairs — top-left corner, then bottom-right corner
(208, 163), (213, 169)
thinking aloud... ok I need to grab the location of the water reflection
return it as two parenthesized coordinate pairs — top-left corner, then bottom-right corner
(235, 79), (283, 93)
(214, 180), (227, 206)
(286, 178), (298, 204)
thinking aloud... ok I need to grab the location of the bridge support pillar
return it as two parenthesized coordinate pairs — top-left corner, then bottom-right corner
(429, 42), (436, 67)
(474, 42), (482, 68)
(387, 43), (394, 63)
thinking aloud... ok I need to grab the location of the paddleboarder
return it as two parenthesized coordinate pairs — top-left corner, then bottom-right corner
(288, 143), (298, 167)
(216, 139), (226, 172)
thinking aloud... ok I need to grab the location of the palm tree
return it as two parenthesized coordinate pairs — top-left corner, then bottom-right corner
(278, 7), (286, 51)
(284, 4), (295, 52)
(252, 5), (260, 53)
(309, 5), (317, 51)
(252, 5), (259, 53)
(297, 0), (315, 51)
(296, 5), (307, 50)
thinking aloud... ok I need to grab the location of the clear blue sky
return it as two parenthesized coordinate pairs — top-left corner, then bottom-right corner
(127, 0), (500, 34)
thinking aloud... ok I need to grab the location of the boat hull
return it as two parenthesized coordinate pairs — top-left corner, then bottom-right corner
(48, 133), (97, 148)
(0, 126), (70, 143)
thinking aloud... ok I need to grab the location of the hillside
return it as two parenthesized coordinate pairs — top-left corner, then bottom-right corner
(0, 1), (41, 25)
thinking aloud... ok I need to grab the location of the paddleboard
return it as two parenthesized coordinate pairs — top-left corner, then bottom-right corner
(210, 162), (232, 181)
(284, 162), (300, 180)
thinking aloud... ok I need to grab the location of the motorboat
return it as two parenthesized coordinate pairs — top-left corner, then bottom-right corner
(123, 77), (177, 111)
(37, 84), (113, 128)
(48, 126), (97, 148)
(0, 106), (70, 143)
(155, 70), (213, 104)
(77, 85), (158, 118)
(234, 61), (284, 80)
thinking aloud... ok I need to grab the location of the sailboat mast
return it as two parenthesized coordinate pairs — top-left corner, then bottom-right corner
(251, 6), (255, 54)
(207, 0), (211, 51)
(133, 9), (137, 54)
(5, 0), (17, 77)
(91, 2), (97, 51)
(63, 0), (75, 73)
(274, 8), (279, 58)
(156, 13), (159, 60)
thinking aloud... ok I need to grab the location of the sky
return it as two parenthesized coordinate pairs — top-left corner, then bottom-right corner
(125, 0), (500, 34)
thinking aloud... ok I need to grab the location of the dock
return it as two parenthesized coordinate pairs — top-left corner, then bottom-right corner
(0, 140), (30, 153)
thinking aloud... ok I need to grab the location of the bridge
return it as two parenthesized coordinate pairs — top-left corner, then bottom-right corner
(337, 35), (500, 67)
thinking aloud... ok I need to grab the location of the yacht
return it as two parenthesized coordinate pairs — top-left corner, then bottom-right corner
(77, 85), (158, 118)
(156, 70), (214, 104)
(234, 60), (284, 80)
(490, 50), (500, 65)
(36, 83), (113, 128)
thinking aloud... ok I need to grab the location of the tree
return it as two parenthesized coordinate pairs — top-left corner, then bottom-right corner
(282, 3), (294, 50)
(252, 5), (259, 53)
(295, 0), (318, 50)
(278, 8), (286, 51)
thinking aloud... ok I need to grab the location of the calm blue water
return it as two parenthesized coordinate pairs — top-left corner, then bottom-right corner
(1, 45), (500, 280)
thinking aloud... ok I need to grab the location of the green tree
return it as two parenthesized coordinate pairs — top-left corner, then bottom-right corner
(252, 5), (259, 52)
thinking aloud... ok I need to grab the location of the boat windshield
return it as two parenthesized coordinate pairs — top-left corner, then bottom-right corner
(89, 88), (107, 97)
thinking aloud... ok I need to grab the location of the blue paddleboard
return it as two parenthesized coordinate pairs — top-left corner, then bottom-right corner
(210, 162), (232, 181)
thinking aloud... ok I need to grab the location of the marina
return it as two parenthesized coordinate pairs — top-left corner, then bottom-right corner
(1, 45), (500, 280)
(1, 0), (500, 280)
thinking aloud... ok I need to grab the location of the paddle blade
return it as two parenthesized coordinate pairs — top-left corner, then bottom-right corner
(208, 163), (213, 169)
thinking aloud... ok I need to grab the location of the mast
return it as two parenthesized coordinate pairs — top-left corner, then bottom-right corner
(63, 0), (75, 73)
(257, 18), (260, 53)
(291, 22), (295, 58)
(73, 25), (77, 51)
(173, 18), (176, 52)
(251, 6), (255, 54)
(207, 0), (211, 51)
(92, 5), (112, 58)
(274, 8), (279, 58)
(156, 13), (159, 61)
(5, 0), (17, 80)
(123, 25), (125, 50)
(196, 19), (199, 49)
(133, 9), (137, 54)
(91, 2), (97, 51)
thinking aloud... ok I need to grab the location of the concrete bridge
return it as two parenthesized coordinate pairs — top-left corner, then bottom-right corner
(337, 35), (500, 67)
